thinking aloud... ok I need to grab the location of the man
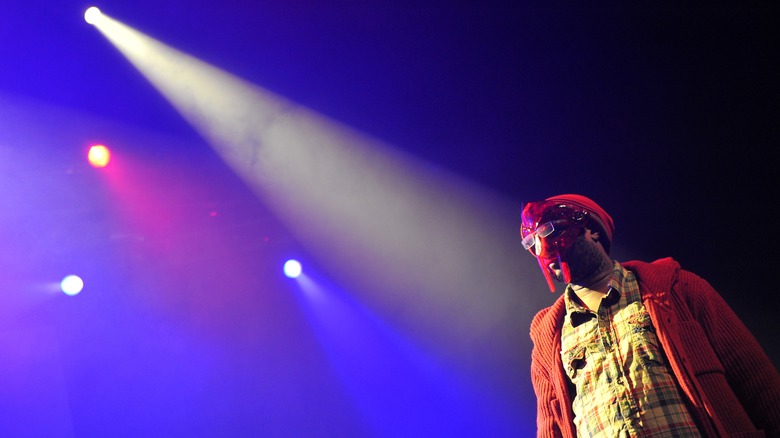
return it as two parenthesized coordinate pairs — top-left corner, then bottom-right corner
(521, 194), (780, 437)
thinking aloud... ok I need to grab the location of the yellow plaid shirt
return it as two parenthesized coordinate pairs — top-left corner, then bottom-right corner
(560, 262), (700, 437)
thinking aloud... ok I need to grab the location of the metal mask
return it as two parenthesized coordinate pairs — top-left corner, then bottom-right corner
(521, 200), (590, 292)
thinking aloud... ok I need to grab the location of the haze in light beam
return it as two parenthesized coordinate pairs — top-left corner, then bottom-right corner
(89, 15), (538, 346)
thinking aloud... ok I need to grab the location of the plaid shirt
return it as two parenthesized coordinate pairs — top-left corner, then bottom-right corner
(560, 262), (700, 437)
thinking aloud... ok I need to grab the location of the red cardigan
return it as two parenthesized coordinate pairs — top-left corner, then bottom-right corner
(529, 258), (780, 437)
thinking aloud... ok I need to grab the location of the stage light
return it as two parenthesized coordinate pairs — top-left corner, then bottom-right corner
(88, 144), (111, 168)
(60, 275), (84, 296)
(283, 259), (302, 278)
(84, 7), (102, 25)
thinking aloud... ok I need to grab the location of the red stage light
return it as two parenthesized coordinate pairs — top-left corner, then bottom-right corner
(88, 144), (111, 168)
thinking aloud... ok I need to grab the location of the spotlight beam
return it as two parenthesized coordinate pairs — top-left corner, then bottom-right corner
(88, 16), (538, 343)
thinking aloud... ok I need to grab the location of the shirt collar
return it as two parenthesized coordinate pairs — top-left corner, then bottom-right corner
(563, 261), (626, 316)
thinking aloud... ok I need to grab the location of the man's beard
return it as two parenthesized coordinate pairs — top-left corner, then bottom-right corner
(564, 236), (612, 284)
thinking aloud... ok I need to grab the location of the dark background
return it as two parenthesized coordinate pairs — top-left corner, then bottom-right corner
(1, 1), (778, 436)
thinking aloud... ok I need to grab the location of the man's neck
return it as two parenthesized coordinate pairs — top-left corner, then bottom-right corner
(571, 268), (612, 311)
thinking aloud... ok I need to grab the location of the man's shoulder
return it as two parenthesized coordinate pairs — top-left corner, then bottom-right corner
(622, 257), (681, 292)
(622, 256), (680, 273)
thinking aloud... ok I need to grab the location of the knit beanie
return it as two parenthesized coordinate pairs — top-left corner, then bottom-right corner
(545, 194), (615, 253)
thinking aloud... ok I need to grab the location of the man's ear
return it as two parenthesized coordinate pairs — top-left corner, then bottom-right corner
(590, 229), (601, 243)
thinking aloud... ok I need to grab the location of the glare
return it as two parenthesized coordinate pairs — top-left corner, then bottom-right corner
(88, 144), (111, 168)
(283, 259), (302, 278)
(84, 7), (102, 25)
(60, 275), (84, 296)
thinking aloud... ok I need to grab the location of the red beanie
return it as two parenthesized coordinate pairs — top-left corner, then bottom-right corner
(545, 194), (615, 251)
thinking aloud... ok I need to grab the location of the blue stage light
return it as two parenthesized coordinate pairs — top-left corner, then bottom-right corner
(283, 259), (302, 278)
(61, 275), (84, 296)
